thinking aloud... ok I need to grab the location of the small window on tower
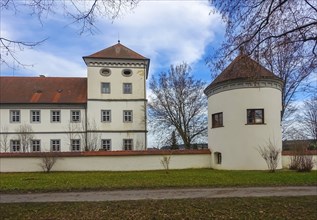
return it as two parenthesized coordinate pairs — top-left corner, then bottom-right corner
(100, 68), (111, 76)
(122, 69), (132, 77)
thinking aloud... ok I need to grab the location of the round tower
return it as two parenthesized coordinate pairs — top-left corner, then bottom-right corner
(204, 55), (283, 170)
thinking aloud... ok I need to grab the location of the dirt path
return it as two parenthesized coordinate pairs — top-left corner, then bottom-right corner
(1, 186), (316, 203)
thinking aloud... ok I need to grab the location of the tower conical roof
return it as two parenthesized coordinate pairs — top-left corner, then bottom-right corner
(205, 55), (281, 93)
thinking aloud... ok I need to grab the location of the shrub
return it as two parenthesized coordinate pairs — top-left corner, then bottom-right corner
(40, 153), (58, 173)
(257, 139), (281, 172)
(289, 145), (315, 172)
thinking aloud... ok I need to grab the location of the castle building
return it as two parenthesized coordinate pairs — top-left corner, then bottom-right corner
(204, 55), (283, 170)
(0, 42), (149, 152)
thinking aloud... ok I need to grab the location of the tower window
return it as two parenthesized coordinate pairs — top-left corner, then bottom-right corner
(214, 152), (222, 164)
(247, 109), (264, 124)
(100, 68), (111, 76)
(123, 83), (132, 94)
(101, 82), (110, 94)
(212, 112), (223, 128)
(122, 69), (132, 77)
(123, 110), (133, 122)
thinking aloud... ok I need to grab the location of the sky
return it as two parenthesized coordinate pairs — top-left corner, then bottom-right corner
(1, 0), (225, 84)
(1, 0), (225, 147)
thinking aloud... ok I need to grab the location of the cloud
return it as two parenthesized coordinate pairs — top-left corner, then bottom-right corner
(1, 49), (86, 77)
(1, 0), (224, 78)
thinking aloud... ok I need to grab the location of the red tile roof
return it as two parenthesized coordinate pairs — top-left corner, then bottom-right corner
(0, 77), (87, 104)
(206, 55), (281, 90)
(83, 42), (148, 60)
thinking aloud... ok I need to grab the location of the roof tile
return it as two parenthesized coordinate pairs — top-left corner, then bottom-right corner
(0, 77), (87, 104)
(83, 42), (148, 60)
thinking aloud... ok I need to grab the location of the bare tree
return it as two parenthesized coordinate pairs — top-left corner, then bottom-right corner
(209, 0), (317, 69)
(148, 63), (208, 149)
(0, 126), (10, 152)
(160, 154), (172, 174)
(300, 96), (317, 141)
(1, 0), (139, 68)
(81, 120), (101, 151)
(66, 122), (81, 151)
(208, 1), (317, 134)
(257, 139), (281, 172)
(16, 124), (34, 152)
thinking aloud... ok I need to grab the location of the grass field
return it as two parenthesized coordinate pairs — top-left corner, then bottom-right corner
(1, 196), (316, 219)
(1, 169), (316, 193)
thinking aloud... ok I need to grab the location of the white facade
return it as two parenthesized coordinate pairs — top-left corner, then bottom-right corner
(84, 56), (149, 151)
(0, 43), (149, 152)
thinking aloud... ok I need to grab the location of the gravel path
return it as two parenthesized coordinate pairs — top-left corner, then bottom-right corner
(1, 186), (316, 203)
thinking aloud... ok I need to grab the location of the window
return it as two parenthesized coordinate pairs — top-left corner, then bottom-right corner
(100, 68), (111, 76)
(10, 110), (20, 123)
(122, 69), (132, 77)
(123, 110), (133, 122)
(212, 112), (223, 128)
(31, 110), (40, 123)
(51, 110), (61, 122)
(101, 110), (111, 122)
(123, 139), (133, 150)
(71, 110), (81, 122)
(101, 139), (111, 151)
(10, 140), (20, 152)
(31, 140), (41, 152)
(71, 139), (81, 151)
(123, 83), (132, 94)
(101, 82), (110, 94)
(51, 139), (61, 152)
(215, 152), (222, 164)
(247, 109), (264, 124)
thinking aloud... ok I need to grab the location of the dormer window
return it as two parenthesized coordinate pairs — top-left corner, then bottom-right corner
(122, 69), (132, 77)
(100, 68), (111, 76)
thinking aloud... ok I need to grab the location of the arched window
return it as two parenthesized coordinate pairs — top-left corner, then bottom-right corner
(214, 152), (222, 164)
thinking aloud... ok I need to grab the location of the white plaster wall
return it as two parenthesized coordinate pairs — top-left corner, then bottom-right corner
(87, 65), (146, 100)
(0, 132), (147, 152)
(0, 107), (86, 133)
(0, 154), (211, 172)
(86, 101), (146, 131)
(207, 87), (282, 170)
(282, 155), (317, 170)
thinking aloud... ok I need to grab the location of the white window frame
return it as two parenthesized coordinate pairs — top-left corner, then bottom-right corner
(123, 139), (133, 150)
(51, 139), (61, 152)
(101, 110), (111, 122)
(101, 82), (111, 94)
(10, 140), (21, 152)
(10, 110), (20, 123)
(30, 110), (41, 123)
(71, 110), (81, 123)
(101, 139), (111, 151)
(123, 110), (133, 122)
(71, 139), (81, 152)
(51, 110), (61, 123)
(31, 140), (41, 152)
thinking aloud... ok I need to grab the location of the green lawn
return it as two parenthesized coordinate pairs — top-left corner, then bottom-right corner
(1, 169), (316, 193)
(1, 196), (316, 219)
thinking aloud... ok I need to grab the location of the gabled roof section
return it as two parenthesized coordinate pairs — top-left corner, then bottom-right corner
(205, 55), (281, 91)
(0, 77), (87, 104)
(83, 42), (148, 60)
